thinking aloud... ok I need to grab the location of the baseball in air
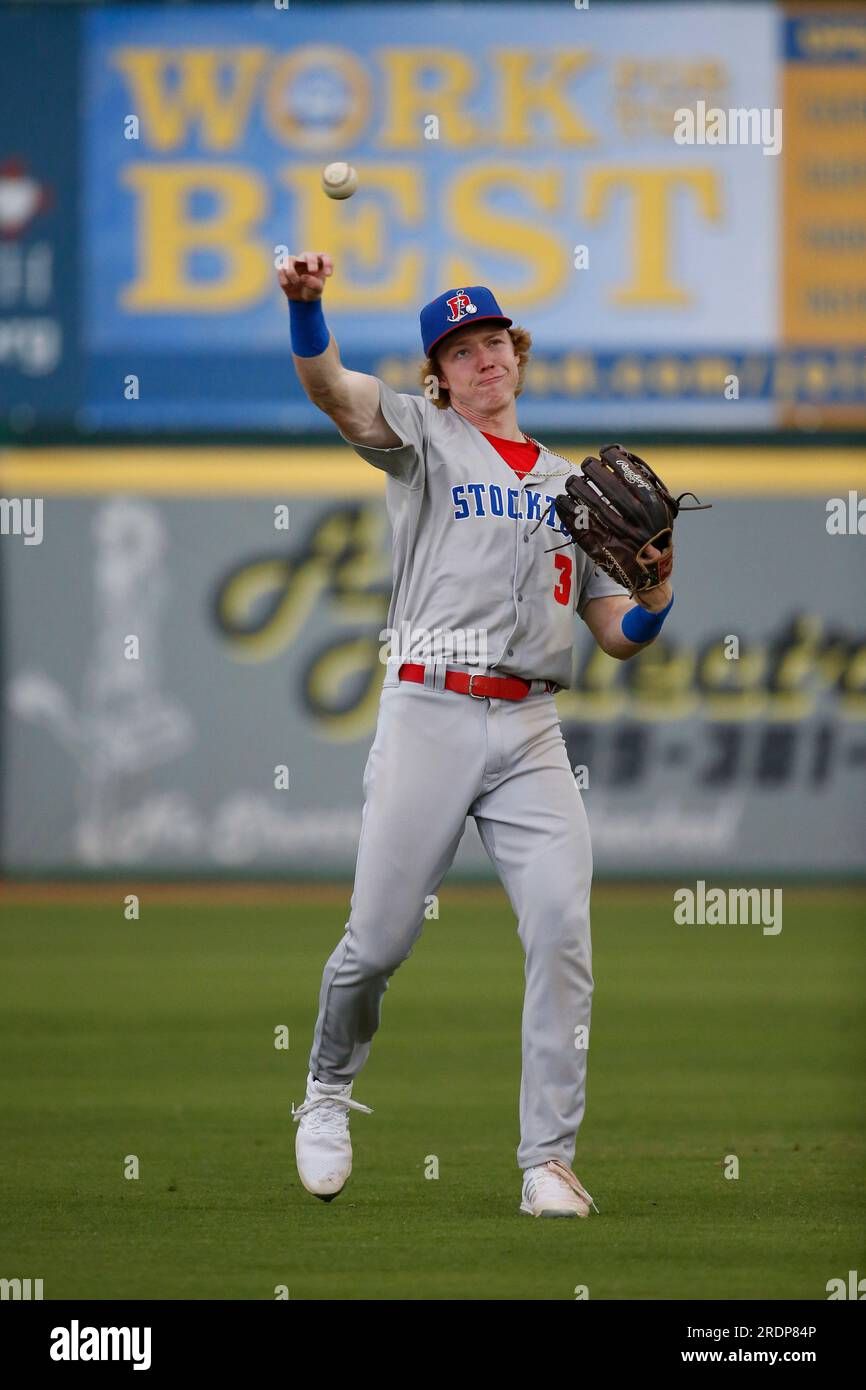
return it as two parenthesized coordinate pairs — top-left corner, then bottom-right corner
(321, 163), (358, 199)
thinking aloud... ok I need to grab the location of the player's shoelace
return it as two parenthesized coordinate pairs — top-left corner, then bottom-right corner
(291, 1091), (373, 1133)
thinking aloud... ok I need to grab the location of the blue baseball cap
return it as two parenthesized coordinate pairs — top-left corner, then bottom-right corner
(420, 286), (512, 357)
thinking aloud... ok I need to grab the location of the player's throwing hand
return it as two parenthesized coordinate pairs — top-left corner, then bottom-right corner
(277, 252), (333, 302)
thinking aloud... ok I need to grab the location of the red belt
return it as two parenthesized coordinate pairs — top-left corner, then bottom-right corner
(398, 663), (558, 701)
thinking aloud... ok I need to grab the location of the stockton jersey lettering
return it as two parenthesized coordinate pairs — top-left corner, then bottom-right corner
(339, 380), (627, 688)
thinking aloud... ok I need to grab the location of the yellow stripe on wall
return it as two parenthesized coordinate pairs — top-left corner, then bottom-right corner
(1, 447), (864, 496)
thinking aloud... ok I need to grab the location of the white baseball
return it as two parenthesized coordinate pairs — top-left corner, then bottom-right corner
(321, 162), (358, 200)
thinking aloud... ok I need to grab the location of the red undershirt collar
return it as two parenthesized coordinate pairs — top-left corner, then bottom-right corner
(480, 429), (540, 481)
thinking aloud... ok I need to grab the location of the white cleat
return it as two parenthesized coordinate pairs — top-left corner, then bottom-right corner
(291, 1072), (373, 1202)
(520, 1159), (600, 1219)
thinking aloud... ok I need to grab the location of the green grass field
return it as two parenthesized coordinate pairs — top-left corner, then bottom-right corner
(1, 886), (864, 1300)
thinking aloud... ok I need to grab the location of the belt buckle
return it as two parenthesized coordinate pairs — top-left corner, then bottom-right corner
(467, 673), (486, 699)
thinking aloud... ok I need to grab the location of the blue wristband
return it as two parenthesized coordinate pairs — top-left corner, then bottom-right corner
(289, 298), (329, 357)
(621, 593), (674, 644)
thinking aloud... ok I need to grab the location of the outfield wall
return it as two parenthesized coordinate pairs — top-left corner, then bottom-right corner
(1, 446), (864, 877)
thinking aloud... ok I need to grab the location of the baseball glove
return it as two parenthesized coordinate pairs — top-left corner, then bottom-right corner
(553, 443), (711, 598)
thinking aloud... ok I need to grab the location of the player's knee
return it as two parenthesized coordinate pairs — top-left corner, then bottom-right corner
(347, 900), (426, 976)
(348, 927), (415, 980)
(522, 902), (591, 962)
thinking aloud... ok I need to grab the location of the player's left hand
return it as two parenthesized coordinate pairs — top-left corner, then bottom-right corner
(555, 444), (709, 605)
(634, 545), (673, 611)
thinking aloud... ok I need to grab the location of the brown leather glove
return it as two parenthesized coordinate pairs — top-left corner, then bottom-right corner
(554, 443), (710, 598)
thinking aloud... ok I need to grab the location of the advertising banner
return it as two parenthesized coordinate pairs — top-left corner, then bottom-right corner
(0, 8), (81, 430)
(78, 3), (865, 432)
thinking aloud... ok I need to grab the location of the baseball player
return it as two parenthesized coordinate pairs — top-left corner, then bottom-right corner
(280, 253), (676, 1218)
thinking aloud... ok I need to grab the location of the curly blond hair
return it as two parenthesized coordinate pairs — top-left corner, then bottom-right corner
(417, 325), (533, 410)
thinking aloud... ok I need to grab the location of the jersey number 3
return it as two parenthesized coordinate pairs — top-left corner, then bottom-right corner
(553, 553), (572, 606)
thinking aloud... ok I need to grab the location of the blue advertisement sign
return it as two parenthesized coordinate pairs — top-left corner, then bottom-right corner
(0, 9), (81, 432)
(77, 4), (859, 431)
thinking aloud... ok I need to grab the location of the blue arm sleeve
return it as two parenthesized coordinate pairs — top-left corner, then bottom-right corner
(621, 594), (674, 644)
(289, 298), (329, 357)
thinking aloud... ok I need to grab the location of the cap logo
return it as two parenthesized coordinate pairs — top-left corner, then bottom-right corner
(445, 290), (477, 324)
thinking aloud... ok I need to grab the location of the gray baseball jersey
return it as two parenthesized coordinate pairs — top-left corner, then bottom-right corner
(339, 380), (627, 687)
(303, 377), (629, 1179)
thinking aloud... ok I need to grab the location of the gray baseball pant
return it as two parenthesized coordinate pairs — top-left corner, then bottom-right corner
(307, 676), (594, 1171)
